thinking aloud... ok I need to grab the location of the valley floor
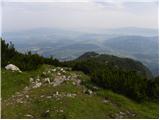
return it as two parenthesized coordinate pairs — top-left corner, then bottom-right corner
(1, 65), (159, 119)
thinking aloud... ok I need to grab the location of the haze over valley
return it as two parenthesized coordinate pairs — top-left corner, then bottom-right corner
(3, 27), (159, 76)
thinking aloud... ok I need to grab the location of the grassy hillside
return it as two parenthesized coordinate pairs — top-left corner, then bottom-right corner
(2, 65), (158, 119)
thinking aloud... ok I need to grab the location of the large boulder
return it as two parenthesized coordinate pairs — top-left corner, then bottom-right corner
(5, 64), (22, 72)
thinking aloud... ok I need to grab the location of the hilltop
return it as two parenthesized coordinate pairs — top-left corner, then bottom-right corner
(2, 65), (158, 119)
(76, 51), (153, 79)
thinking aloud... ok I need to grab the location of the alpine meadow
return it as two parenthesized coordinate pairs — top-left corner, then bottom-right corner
(1, 0), (159, 119)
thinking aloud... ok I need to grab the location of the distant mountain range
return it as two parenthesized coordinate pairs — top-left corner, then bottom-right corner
(2, 27), (159, 76)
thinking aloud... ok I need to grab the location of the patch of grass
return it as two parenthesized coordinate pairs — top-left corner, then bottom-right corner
(96, 89), (159, 119)
(1, 69), (30, 99)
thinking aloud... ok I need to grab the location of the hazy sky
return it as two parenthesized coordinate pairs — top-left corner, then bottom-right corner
(1, 0), (159, 32)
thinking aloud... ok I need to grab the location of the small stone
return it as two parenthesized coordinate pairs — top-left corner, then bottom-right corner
(76, 79), (81, 85)
(29, 78), (34, 83)
(42, 110), (50, 118)
(42, 72), (46, 75)
(119, 112), (125, 115)
(62, 75), (66, 79)
(17, 99), (23, 103)
(40, 95), (44, 98)
(85, 89), (93, 95)
(103, 99), (109, 103)
(24, 86), (30, 91)
(25, 95), (29, 98)
(52, 69), (56, 72)
(46, 96), (52, 99)
(48, 71), (51, 74)
(24, 114), (33, 118)
(44, 78), (51, 84)
(60, 68), (64, 71)
(56, 91), (59, 95)
(46, 110), (50, 113)
(119, 115), (124, 119)
(16, 92), (20, 95)
(92, 86), (99, 90)
(67, 93), (72, 97)
(72, 93), (77, 97)
(132, 114), (136, 117)
(36, 78), (40, 82)
(59, 109), (64, 112)
(72, 82), (76, 85)
(57, 72), (61, 76)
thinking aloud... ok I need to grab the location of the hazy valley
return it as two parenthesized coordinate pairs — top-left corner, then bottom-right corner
(3, 27), (159, 76)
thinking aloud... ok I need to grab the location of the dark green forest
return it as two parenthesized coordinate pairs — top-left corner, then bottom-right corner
(1, 38), (60, 71)
(1, 38), (159, 102)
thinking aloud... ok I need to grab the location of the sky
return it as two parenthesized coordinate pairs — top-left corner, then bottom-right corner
(1, 0), (159, 32)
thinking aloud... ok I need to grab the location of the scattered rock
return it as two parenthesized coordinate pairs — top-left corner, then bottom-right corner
(53, 76), (65, 86)
(16, 98), (23, 103)
(33, 82), (42, 88)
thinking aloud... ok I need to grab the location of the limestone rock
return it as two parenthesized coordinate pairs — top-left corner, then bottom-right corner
(33, 82), (42, 88)
(44, 78), (51, 84)
(5, 64), (22, 72)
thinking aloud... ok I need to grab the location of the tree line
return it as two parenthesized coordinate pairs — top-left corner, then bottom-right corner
(1, 38), (60, 71)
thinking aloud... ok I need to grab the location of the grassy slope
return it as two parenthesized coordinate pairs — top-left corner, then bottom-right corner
(1, 65), (158, 119)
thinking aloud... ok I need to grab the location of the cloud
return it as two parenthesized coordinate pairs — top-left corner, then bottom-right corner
(2, 0), (89, 2)
(1, 0), (158, 32)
